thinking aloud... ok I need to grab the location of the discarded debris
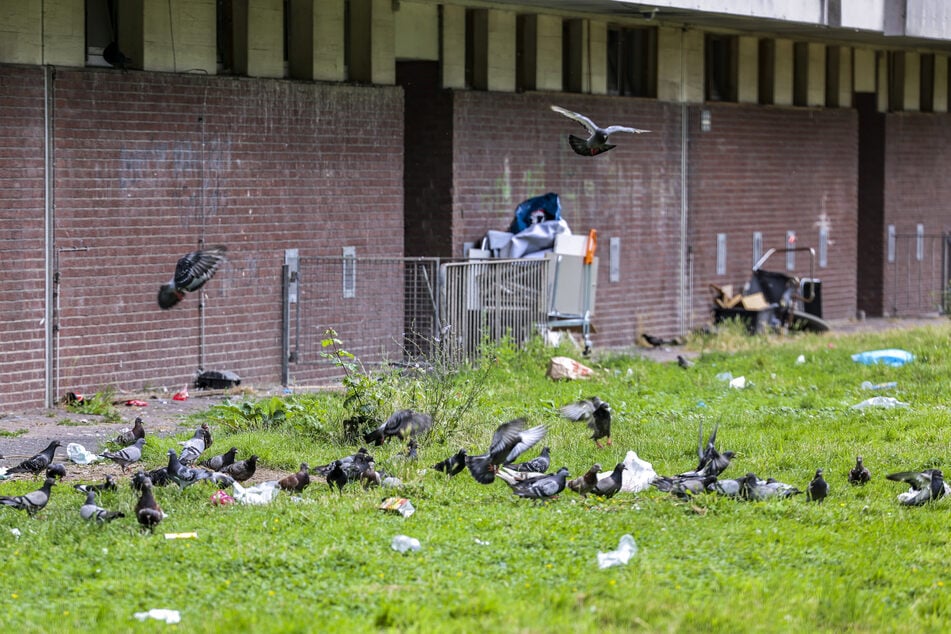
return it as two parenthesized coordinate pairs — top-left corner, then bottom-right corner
(231, 481), (280, 505)
(194, 369), (242, 389)
(210, 490), (235, 506)
(133, 609), (181, 624)
(66, 443), (101, 465)
(851, 349), (914, 367)
(729, 376), (747, 389)
(597, 534), (637, 569)
(861, 381), (898, 391)
(164, 532), (198, 540)
(391, 534), (421, 553)
(547, 356), (594, 381)
(851, 396), (908, 410)
(380, 497), (415, 517)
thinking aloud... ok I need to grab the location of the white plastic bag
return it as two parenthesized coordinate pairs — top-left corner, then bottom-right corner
(597, 534), (637, 569)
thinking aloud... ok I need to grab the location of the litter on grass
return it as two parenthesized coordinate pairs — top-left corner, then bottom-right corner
(597, 534), (637, 569)
(851, 349), (914, 366)
(851, 396), (908, 410)
(391, 535), (421, 553)
(729, 376), (747, 389)
(164, 532), (198, 540)
(596, 450), (657, 493)
(66, 443), (101, 464)
(861, 381), (898, 390)
(231, 481), (280, 505)
(133, 609), (181, 624)
(380, 497), (415, 517)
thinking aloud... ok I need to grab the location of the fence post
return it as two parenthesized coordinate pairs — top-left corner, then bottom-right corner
(281, 263), (291, 387)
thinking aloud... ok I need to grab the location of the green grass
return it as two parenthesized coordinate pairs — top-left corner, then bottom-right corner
(2, 324), (951, 632)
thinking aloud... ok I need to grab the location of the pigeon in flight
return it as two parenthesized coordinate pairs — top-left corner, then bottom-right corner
(886, 469), (949, 506)
(433, 449), (468, 477)
(102, 437), (146, 472)
(77, 486), (125, 523)
(466, 419), (547, 485)
(158, 245), (228, 309)
(200, 447), (238, 472)
(848, 456), (871, 485)
(559, 397), (612, 448)
(507, 467), (569, 500)
(550, 105), (649, 156)
(568, 463), (602, 497)
(114, 417), (146, 447)
(0, 477), (55, 517)
(135, 476), (164, 531)
(506, 446), (551, 474)
(678, 422), (734, 479)
(363, 409), (433, 446)
(7, 440), (62, 476)
(806, 468), (828, 502)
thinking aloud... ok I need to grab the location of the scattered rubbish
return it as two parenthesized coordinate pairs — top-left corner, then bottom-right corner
(231, 481), (280, 505)
(715, 371), (733, 382)
(66, 443), (101, 464)
(172, 385), (188, 401)
(164, 532), (198, 540)
(210, 490), (235, 506)
(851, 349), (914, 367)
(729, 376), (747, 389)
(597, 534), (637, 569)
(194, 369), (242, 389)
(381, 477), (403, 488)
(474, 538), (490, 546)
(861, 381), (898, 391)
(795, 354), (806, 365)
(380, 497), (415, 517)
(10, 528), (21, 539)
(851, 396), (908, 410)
(547, 356), (594, 381)
(63, 392), (84, 405)
(124, 399), (148, 407)
(133, 609), (181, 625)
(391, 534), (421, 553)
(597, 450), (657, 493)
(0, 467), (8, 481)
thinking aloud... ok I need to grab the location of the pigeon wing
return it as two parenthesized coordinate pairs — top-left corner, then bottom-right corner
(559, 401), (594, 422)
(503, 425), (548, 464)
(602, 125), (650, 135)
(550, 105), (597, 133)
(175, 245), (227, 291)
(886, 471), (930, 490)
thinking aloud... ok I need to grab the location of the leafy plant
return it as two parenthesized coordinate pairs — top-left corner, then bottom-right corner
(202, 396), (302, 433)
(62, 388), (122, 423)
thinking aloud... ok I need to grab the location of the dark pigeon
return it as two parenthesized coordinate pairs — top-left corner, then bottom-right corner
(0, 477), (55, 517)
(77, 486), (125, 523)
(46, 463), (67, 480)
(677, 355), (694, 369)
(135, 477), (163, 531)
(114, 417), (146, 447)
(7, 441), (61, 476)
(738, 472), (802, 501)
(848, 456), (871, 485)
(363, 409), (433, 446)
(652, 474), (716, 499)
(507, 467), (569, 500)
(806, 468), (828, 503)
(102, 41), (133, 69)
(886, 469), (949, 506)
(219, 455), (258, 483)
(506, 446), (551, 474)
(593, 462), (626, 499)
(559, 397), (612, 448)
(314, 448), (373, 478)
(466, 419), (547, 485)
(102, 437), (146, 472)
(568, 463), (601, 497)
(678, 422), (734, 479)
(327, 461), (348, 492)
(278, 463), (311, 493)
(550, 105), (649, 156)
(433, 449), (468, 477)
(200, 447), (238, 472)
(158, 245), (228, 309)
(84, 475), (118, 494)
(165, 449), (216, 489)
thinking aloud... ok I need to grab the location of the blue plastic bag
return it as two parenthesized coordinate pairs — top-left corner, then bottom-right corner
(508, 193), (561, 234)
(851, 349), (914, 367)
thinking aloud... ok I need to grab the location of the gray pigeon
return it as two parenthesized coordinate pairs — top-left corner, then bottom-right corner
(652, 474), (716, 499)
(0, 477), (55, 517)
(506, 446), (551, 474)
(678, 422), (734, 479)
(738, 473), (802, 501)
(550, 105), (649, 156)
(77, 486), (124, 523)
(158, 245), (228, 309)
(46, 463), (67, 480)
(806, 468), (828, 503)
(593, 462), (626, 498)
(886, 469), (949, 506)
(433, 449), (467, 477)
(466, 419), (547, 485)
(559, 397), (612, 448)
(101, 437), (146, 472)
(568, 463), (601, 497)
(677, 355), (694, 369)
(363, 409), (433, 446)
(848, 456), (871, 485)
(508, 467), (569, 500)
(166, 449), (215, 489)
(7, 441), (62, 476)
(200, 447), (238, 472)
(178, 426), (207, 465)
(710, 478), (743, 497)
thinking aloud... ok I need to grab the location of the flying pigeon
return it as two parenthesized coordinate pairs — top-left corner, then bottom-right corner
(737, 473), (802, 501)
(592, 462), (626, 498)
(135, 476), (164, 531)
(7, 440), (62, 476)
(806, 468), (828, 502)
(363, 409), (433, 446)
(678, 422), (734, 479)
(433, 449), (468, 477)
(0, 477), (55, 517)
(466, 419), (548, 485)
(158, 245), (228, 309)
(559, 397), (612, 448)
(77, 486), (125, 523)
(178, 425), (209, 465)
(568, 463), (602, 497)
(114, 417), (146, 447)
(278, 463), (311, 493)
(506, 446), (551, 474)
(220, 455), (258, 482)
(200, 447), (238, 472)
(550, 105), (649, 156)
(101, 437), (146, 472)
(886, 469), (949, 506)
(46, 463), (67, 480)
(848, 456), (871, 485)
(507, 467), (569, 500)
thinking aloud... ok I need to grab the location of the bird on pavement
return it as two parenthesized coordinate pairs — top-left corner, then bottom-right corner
(550, 105), (649, 156)
(506, 446), (551, 474)
(886, 469), (949, 506)
(806, 468), (829, 502)
(278, 463), (311, 493)
(158, 245), (228, 309)
(363, 409), (433, 446)
(568, 463), (602, 497)
(7, 441), (62, 476)
(101, 438), (146, 472)
(849, 456), (871, 485)
(77, 486), (125, 523)
(433, 449), (468, 477)
(593, 463), (626, 498)
(559, 397), (612, 448)
(466, 419), (547, 485)
(0, 477), (55, 517)
(200, 447), (238, 472)
(114, 417), (146, 447)
(507, 467), (569, 500)
(135, 477), (164, 531)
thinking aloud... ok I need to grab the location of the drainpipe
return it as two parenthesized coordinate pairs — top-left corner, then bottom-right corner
(44, 66), (56, 408)
(678, 29), (690, 336)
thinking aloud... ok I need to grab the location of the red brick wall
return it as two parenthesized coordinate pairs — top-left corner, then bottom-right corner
(0, 66), (403, 408)
(688, 103), (859, 324)
(451, 91), (686, 347)
(0, 67), (47, 408)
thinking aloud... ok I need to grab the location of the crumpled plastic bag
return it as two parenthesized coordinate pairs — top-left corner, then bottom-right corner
(133, 609), (181, 624)
(231, 481), (280, 505)
(851, 396), (908, 410)
(597, 534), (637, 569)
(67, 443), (101, 464)
(547, 356), (594, 380)
(597, 450), (657, 493)
(851, 349), (914, 366)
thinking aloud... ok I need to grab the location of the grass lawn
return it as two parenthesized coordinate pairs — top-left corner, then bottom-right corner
(1, 322), (951, 633)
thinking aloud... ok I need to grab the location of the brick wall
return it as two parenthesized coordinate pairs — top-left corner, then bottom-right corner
(0, 65), (404, 408)
(0, 67), (46, 408)
(688, 103), (859, 324)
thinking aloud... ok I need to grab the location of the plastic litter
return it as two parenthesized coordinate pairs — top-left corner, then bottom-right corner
(597, 534), (637, 569)
(133, 609), (181, 625)
(66, 443), (101, 464)
(795, 354), (806, 365)
(194, 369), (242, 389)
(379, 497), (415, 517)
(547, 356), (594, 381)
(391, 535), (421, 553)
(851, 349), (914, 367)
(728, 376), (747, 389)
(596, 450), (657, 493)
(381, 476), (403, 488)
(861, 381), (898, 391)
(172, 385), (189, 401)
(231, 481), (280, 505)
(124, 399), (148, 407)
(210, 490), (235, 506)
(715, 371), (733, 382)
(851, 396), (908, 410)
(0, 467), (8, 481)
(10, 528), (21, 539)
(164, 532), (198, 540)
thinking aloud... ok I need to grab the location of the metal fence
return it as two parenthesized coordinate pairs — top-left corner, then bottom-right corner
(886, 233), (951, 316)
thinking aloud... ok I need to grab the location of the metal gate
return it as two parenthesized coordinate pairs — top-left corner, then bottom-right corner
(886, 232), (951, 316)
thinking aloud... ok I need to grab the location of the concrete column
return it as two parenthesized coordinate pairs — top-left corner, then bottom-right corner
(903, 51), (920, 111)
(658, 26), (703, 103)
(349, 0), (395, 85)
(853, 48), (876, 92)
(589, 20), (607, 94)
(441, 4), (465, 88)
(0, 1), (42, 64)
(519, 14), (561, 92)
(877, 51), (888, 112)
(120, 0), (216, 73)
(935, 55), (948, 112)
(394, 1), (438, 61)
(737, 35), (758, 103)
(774, 38), (793, 105)
(563, 19), (606, 94)
(487, 9), (516, 92)
(836, 45), (852, 107)
(807, 42), (825, 106)
(233, 0), (284, 78)
(288, 0), (346, 81)
(43, 0), (84, 67)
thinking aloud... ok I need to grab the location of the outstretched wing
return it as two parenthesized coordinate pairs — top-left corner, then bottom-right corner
(603, 125), (650, 135)
(550, 105), (597, 134)
(175, 245), (228, 291)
